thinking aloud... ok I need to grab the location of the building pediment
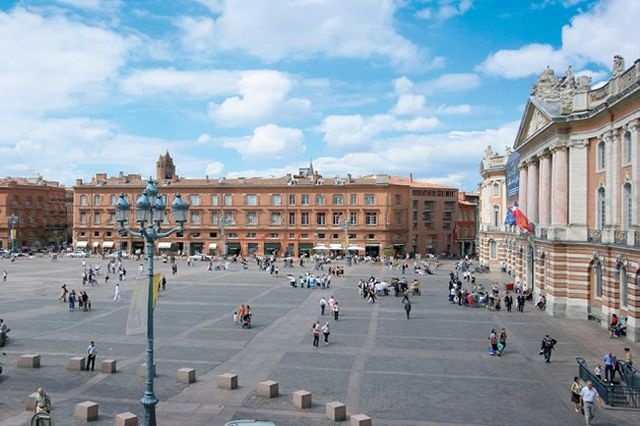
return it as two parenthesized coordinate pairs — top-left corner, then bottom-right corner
(514, 98), (556, 149)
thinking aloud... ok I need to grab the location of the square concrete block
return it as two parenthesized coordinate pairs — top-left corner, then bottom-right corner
(25, 393), (37, 411)
(101, 359), (117, 374)
(257, 380), (279, 398)
(292, 390), (312, 409)
(217, 373), (238, 390)
(67, 356), (86, 371)
(114, 412), (138, 426)
(137, 362), (156, 377)
(17, 354), (41, 368)
(326, 401), (346, 421)
(177, 368), (196, 383)
(75, 401), (99, 421)
(351, 414), (372, 426)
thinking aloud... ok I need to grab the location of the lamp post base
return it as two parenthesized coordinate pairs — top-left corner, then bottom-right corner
(141, 394), (158, 426)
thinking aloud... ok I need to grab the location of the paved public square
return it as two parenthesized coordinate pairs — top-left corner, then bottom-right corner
(0, 255), (638, 426)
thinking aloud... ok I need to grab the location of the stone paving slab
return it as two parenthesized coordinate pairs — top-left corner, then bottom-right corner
(0, 257), (639, 426)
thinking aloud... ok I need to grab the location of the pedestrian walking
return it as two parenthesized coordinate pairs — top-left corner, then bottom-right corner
(233, 311), (239, 326)
(504, 292), (513, 312)
(624, 347), (633, 366)
(312, 321), (320, 347)
(2, 270), (7, 282)
(499, 328), (507, 354)
(58, 284), (68, 302)
(403, 297), (411, 319)
(333, 302), (339, 320)
(34, 387), (52, 414)
(488, 329), (499, 356)
(322, 322), (330, 345)
(319, 296), (327, 315)
(161, 275), (167, 290)
(570, 376), (582, 413)
(603, 352), (615, 382)
(113, 283), (122, 301)
(69, 290), (76, 311)
(86, 341), (97, 371)
(540, 334), (556, 363)
(579, 381), (602, 426)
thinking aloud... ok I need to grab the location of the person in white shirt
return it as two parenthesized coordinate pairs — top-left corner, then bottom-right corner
(579, 381), (602, 426)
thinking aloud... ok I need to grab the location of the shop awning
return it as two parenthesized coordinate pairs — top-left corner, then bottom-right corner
(313, 244), (328, 250)
(157, 242), (173, 249)
(347, 245), (364, 251)
(329, 243), (343, 250)
(102, 241), (114, 248)
(208, 243), (218, 249)
(365, 243), (380, 247)
(92, 241), (100, 248)
(76, 241), (88, 248)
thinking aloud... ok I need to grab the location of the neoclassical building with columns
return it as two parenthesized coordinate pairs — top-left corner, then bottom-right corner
(479, 55), (640, 342)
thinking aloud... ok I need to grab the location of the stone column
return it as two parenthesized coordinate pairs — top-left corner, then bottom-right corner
(526, 158), (539, 223)
(538, 151), (552, 225)
(568, 139), (589, 229)
(629, 121), (639, 227)
(518, 164), (528, 213)
(551, 144), (569, 225)
(603, 130), (617, 227)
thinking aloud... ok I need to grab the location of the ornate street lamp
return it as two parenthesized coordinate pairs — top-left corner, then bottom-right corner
(115, 179), (188, 426)
(219, 214), (232, 258)
(8, 213), (19, 253)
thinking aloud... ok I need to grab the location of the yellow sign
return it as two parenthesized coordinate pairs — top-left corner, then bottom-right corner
(152, 273), (160, 309)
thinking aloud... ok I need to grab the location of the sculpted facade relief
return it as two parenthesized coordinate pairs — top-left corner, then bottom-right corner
(525, 108), (551, 139)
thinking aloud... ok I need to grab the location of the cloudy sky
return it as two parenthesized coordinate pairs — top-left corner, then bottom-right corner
(1, 0), (638, 191)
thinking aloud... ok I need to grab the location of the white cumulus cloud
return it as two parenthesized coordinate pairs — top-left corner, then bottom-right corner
(120, 68), (239, 97)
(207, 70), (311, 127)
(416, 0), (473, 20)
(203, 124), (306, 160)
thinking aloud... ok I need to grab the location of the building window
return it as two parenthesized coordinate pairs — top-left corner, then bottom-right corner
(80, 195), (88, 206)
(364, 194), (375, 205)
(268, 232), (279, 238)
(246, 211), (257, 225)
(271, 194), (282, 205)
(317, 213), (326, 225)
(108, 212), (116, 224)
(224, 194), (232, 206)
(367, 233), (375, 239)
(492, 183), (499, 197)
(623, 183), (632, 229)
(493, 205), (500, 227)
(93, 212), (101, 224)
(209, 232), (218, 238)
(395, 194), (402, 205)
(288, 194), (296, 205)
(316, 194), (325, 205)
(211, 194), (219, 206)
(227, 232), (238, 238)
(593, 261), (603, 298)
(246, 194), (258, 206)
(270, 212), (282, 225)
(301, 233), (309, 239)
(288, 233), (295, 239)
(94, 195), (102, 206)
(189, 195), (200, 206)
(395, 213), (402, 225)
(597, 187), (606, 230)
(289, 212), (296, 225)
(620, 267), (628, 308)
(223, 211), (234, 224)
(597, 140), (605, 170)
(80, 212), (88, 224)
(211, 212), (219, 225)
(365, 212), (377, 225)
(301, 212), (310, 225)
(623, 131), (632, 164)
(333, 194), (344, 205)
(333, 212), (342, 225)
(191, 211), (201, 225)
(489, 240), (497, 259)
(317, 233), (326, 239)
(349, 212), (357, 225)
(246, 232), (256, 238)
(350, 194), (357, 205)
(301, 194), (310, 205)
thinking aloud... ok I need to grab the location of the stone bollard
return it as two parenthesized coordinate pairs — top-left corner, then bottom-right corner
(326, 401), (346, 421)
(292, 390), (312, 409)
(351, 413), (372, 426)
(67, 356), (86, 371)
(101, 359), (117, 374)
(114, 412), (139, 426)
(216, 373), (238, 390)
(137, 362), (156, 377)
(177, 368), (196, 383)
(257, 380), (279, 398)
(75, 401), (99, 421)
(17, 354), (41, 368)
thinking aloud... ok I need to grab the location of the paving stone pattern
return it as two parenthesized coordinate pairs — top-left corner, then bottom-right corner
(0, 256), (638, 425)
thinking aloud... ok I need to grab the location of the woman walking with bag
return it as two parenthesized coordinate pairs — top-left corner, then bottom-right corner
(312, 321), (320, 347)
(570, 376), (582, 413)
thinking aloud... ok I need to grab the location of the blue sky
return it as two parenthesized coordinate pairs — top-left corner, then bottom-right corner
(1, 0), (638, 191)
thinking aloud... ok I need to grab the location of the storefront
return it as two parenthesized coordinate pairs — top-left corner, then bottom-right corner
(226, 242), (241, 256)
(208, 243), (218, 255)
(264, 242), (281, 256)
(365, 243), (380, 258)
(189, 242), (204, 255)
(247, 243), (259, 256)
(298, 243), (313, 257)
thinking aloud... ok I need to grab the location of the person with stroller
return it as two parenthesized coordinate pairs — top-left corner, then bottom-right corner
(242, 305), (252, 329)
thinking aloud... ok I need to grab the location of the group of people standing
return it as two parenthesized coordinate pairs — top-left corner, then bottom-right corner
(318, 296), (339, 320)
(59, 284), (91, 312)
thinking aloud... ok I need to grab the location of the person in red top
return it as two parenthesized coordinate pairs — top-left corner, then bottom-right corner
(609, 314), (619, 338)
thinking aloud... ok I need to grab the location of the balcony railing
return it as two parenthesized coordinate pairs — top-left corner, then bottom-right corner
(587, 229), (602, 243)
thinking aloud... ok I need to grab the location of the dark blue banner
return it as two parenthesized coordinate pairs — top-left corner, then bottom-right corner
(505, 151), (520, 206)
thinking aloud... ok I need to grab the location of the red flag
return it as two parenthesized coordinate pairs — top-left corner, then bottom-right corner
(512, 205), (534, 233)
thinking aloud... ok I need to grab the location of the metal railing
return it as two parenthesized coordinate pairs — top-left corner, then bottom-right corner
(576, 357), (640, 408)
